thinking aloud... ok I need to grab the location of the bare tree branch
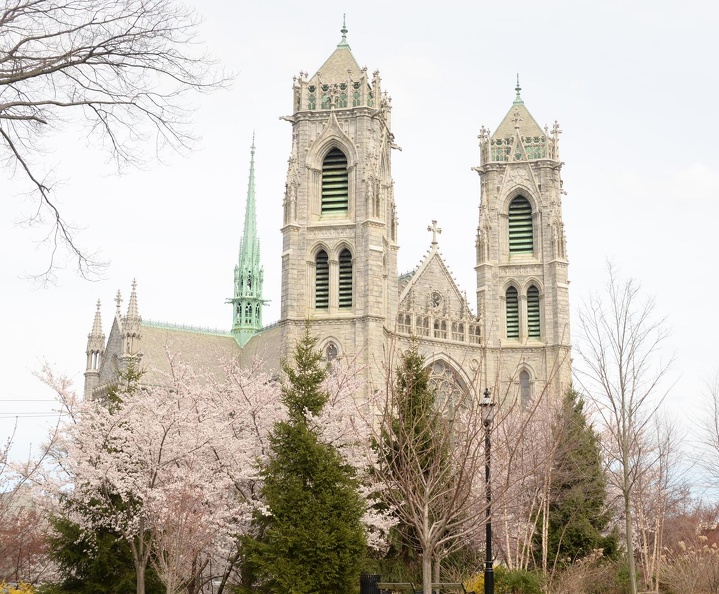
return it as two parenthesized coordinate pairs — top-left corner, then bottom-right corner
(1, 0), (229, 281)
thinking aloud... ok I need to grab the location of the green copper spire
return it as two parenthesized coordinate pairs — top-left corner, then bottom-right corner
(229, 136), (264, 347)
(337, 14), (350, 49)
(513, 73), (524, 105)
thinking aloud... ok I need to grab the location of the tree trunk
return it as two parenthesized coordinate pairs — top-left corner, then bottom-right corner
(423, 552), (432, 594)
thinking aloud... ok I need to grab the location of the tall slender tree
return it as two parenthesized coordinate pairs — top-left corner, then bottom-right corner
(250, 327), (366, 594)
(541, 389), (617, 570)
(576, 265), (673, 594)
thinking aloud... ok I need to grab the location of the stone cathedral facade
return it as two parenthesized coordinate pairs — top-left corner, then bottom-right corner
(83, 26), (572, 406)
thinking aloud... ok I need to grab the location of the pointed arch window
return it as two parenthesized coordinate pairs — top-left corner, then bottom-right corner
(338, 248), (353, 308)
(322, 148), (349, 214)
(506, 286), (519, 339)
(527, 285), (540, 339)
(520, 369), (532, 407)
(508, 196), (533, 254)
(315, 250), (329, 309)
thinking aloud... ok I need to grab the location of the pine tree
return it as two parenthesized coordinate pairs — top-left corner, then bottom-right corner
(47, 513), (164, 594)
(251, 326), (366, 594)
(543, 389), (617, 566)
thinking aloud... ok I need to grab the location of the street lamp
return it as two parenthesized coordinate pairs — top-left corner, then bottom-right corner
(481, 387), (496, 594)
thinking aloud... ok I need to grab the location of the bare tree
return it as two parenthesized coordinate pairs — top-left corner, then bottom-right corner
(634, 417), (687, 592)
(576, 265), (673, 594)
(1, 0), (226, 280)
(699, 373), (719, 487)
(373, 343), (488, 594)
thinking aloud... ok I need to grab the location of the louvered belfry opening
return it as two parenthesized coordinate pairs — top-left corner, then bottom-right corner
(508, 196), (533, 254)
(315, 250), (329, 309)
(506, 286), (519, 339)
(338, 248), (353, 308)
(321, 148), (349, 214)
(527, 285), (540, 338)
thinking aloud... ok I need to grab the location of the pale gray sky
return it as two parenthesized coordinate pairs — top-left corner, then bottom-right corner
(2, 0), (717, 459)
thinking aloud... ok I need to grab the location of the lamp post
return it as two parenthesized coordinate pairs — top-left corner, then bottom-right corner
(481, 387), (496, 594)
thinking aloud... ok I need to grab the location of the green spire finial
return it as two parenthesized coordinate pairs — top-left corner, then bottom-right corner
(337, 14), (350, 49)
(513, 73), (524, 105)
(251, 130), (255, 154)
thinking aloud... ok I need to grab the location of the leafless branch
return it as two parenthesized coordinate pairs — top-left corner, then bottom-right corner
(1, 0), (230, 281)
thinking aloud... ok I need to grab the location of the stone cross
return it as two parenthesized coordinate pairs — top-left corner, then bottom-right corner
(427, 220), (442, 245)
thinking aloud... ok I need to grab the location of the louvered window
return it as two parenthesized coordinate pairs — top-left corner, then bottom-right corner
(322, 148), (349, 214)
(527, 285), (540, 338)
(506, 286), (519, 339)
(315, 250), (329, 309)
(508, 196), (533, 254)
(338, 248), (353, 308)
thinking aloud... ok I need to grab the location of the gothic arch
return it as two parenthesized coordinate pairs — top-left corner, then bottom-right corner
(333, 241), (355, 260)
(310, 241), (331, 259)
(515, 363), (536, 407)
(522, 277), (544, 293)
(424, 355), (473, 415)
(319, 336), (343, 360)
(501, 187), (539, 214)
(501, 279), (521, 294)
(305, 112), (358, 170)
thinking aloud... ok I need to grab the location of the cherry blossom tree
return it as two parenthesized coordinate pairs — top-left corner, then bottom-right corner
(43, 356), (281, 594)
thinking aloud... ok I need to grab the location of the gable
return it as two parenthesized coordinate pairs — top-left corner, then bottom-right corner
(398, 251), (472, 319)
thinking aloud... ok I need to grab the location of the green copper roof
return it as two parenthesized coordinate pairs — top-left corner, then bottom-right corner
(229, 137), (265, 347)
(239, 135), (260, 271)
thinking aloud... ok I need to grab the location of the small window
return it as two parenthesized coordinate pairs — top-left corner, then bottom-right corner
(520, 370), (531, 407)
(527, 285), (540, 338)
(508, 196), (533, 254)
(506, 286), (519, 339)
(315, 250), (329, 309)
(321, 148), (349, 214)
(338, 249), (353, 308)
(326, 342), (338, 361)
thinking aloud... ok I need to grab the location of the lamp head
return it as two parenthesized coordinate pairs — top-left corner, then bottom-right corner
(481, 388), (496, 425)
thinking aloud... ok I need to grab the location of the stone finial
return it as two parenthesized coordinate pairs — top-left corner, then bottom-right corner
(337, 14), (350, 49)
(513, 74), (523, 105)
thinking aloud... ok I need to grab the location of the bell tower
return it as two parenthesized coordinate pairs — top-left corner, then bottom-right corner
(279, 20), (399, 375)
(473, 79), (571, 401)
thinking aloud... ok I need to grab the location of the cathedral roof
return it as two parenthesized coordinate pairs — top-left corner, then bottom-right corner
(492, 78), (544, 141)
(136, 323), (241, 384)
(309, 19), (362, 84)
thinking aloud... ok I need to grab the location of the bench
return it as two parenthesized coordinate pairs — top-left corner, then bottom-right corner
(376, 583), (467, 594)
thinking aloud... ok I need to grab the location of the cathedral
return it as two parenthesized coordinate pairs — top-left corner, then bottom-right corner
(83, 24), (572, 406)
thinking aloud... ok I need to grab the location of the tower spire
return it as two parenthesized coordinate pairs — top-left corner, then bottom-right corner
(122, 279), (141, 359)
(84, 299), (105, 398)
(229, 139), (264, 347)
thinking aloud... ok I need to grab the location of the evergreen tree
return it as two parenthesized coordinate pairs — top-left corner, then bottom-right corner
(543, 389), (617, 566)
(46, 513), (163, 594)
(250, 327), (366, 594)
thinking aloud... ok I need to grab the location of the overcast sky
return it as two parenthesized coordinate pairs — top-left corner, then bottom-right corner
(2, 0), (717, 461)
